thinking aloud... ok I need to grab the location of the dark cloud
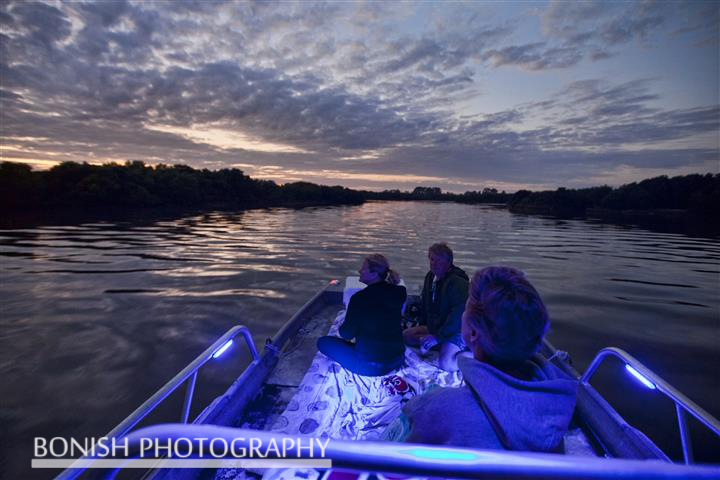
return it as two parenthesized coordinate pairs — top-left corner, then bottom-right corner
(74, 0), (130, 28)
(600, 14), (665, 45)
(528, 1), (689, 70)
(9, 1), (71, 47)
(376, 37), (446, 75)
(70, 1), (162, 65)
(372, 24), (512, 76)
(589, 49), (612, 62)
(542, 0), (668, 47)
(518, 79), (717, 151)
(483, 43), (584, 70)
(557, 78), (661, 119)
(483, 42), (545, 67)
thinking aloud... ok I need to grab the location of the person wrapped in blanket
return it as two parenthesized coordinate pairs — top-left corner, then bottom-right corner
(403, 242), (469, 371)
(395, 266), (577, 452)
(317, 254), (407, 376)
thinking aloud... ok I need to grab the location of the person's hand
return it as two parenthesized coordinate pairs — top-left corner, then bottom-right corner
(419, 335), (439, 355)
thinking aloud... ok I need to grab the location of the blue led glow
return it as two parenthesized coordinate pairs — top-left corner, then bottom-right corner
(212, 340), (234, 359)
(625, 365), (656, 389)
(408, 448), (477, 461)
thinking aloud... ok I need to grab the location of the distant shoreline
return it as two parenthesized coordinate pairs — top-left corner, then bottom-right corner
(2, 162), (718, 234)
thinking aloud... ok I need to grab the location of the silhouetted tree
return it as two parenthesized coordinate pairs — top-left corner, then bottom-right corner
(0, 162), (42, 209)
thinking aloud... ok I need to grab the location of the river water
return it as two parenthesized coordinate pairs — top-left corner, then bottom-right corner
(1, 201), (719, 477)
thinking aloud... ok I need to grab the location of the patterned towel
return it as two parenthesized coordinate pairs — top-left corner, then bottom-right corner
(268, 309), (463, 441)
(215, 310), (462, 480)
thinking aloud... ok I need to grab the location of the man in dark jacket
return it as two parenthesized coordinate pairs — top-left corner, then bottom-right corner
(403, 243), (469, 371)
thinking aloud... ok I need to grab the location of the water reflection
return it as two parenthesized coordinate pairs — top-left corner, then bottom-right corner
(1, 201), (719, 478)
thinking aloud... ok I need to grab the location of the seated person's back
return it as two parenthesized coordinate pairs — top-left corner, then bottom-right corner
(318, 254), (406, 376)
(402, 266), (577, 452)
(341, 278), (406, 362)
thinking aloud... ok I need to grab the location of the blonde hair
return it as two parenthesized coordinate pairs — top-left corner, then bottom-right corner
(465, 266), (548, 365)
(365, 253), (401, 285)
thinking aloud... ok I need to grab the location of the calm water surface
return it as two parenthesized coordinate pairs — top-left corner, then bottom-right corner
(1, 201), (719, 477)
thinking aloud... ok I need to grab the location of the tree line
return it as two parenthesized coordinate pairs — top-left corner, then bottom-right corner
(364, 186), (512, 203)
(1, 161), (717, 218)
(506, 174), (719, 216)
(0, 161), (364, 212)
(365, 174), (719, 217)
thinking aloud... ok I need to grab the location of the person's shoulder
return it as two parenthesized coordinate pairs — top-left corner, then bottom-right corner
(446, 266), (469, 286)
(377, 281), (407, 299)
(404, 385), (474, 418)
(405, 385), (461, 408)
(393, 283), (408, 301)
(349, 285), (372, 304)
(390, 283), (407, 294)
(451, 265), (469, 279)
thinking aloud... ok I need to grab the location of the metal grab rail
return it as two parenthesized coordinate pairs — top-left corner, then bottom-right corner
(581, 347), (720, 464)
(89, 424), (719, 479)
(56, 325), (259, 480)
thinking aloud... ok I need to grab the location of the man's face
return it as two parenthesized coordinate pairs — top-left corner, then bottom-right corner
(428, 251), (451, 279)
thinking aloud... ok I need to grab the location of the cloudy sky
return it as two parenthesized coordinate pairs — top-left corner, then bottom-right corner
(1, 1), (718, 192)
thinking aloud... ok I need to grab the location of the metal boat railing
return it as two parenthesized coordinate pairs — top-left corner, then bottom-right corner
(93, 424), (719, 479)
(582, 347), (720, 464)
(55, 325), (260, 480)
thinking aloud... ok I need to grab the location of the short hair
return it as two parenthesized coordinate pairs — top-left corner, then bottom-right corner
(464, 266), (549, 365)
(428, 243), (453, 264)
(365, 253), (400, 285)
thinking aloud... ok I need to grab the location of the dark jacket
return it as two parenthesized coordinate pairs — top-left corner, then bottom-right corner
(403, 355), (577, 452)
(420, 265), (469, 343)
(340, 281), (407, 362)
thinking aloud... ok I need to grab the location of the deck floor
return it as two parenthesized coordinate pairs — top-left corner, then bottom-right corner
(235, 303), (344, 431)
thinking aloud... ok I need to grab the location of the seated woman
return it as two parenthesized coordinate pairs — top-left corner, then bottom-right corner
(317, 254), (407, 376)
(401, 266), (577, 452)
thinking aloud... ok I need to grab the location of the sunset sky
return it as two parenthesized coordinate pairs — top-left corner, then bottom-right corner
(1, 1), (718, 192)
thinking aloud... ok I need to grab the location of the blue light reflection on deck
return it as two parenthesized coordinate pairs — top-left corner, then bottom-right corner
(212, 340), (234, 359)
(625, 365), (656, 389)
(407, 448), (477, 461)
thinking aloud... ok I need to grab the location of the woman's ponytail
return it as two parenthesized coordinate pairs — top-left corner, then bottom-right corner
(386, 268), (401, 285)
(365, 254), (401, 284)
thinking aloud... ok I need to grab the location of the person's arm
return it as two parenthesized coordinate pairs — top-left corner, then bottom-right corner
(339, 294), (361, 340)
(435, 277), (468, 343)
(398, 285), (408, 309)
